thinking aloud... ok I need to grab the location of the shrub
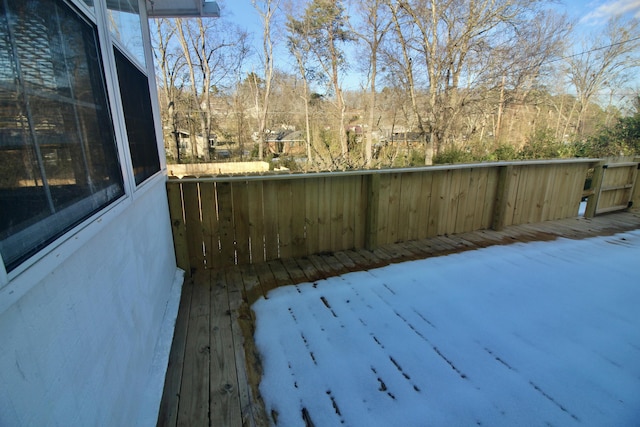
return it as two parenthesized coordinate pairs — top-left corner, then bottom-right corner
(433, 146), (474, 164)
(492, 144), (518, 161)
(519, 129), (565, 159)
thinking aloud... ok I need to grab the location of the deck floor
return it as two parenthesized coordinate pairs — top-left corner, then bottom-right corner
(157, 211), (640, 427)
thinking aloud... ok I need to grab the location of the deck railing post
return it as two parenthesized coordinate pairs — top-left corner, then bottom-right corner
(584, 160), (605, 219)
(492, 164), (513, 231)
(365, 173), (380, 250)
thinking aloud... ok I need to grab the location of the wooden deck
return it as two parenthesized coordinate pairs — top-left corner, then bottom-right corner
(156, 211), (640, 427)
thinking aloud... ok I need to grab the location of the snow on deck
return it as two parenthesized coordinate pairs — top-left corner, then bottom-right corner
(253, 230), (640, 426)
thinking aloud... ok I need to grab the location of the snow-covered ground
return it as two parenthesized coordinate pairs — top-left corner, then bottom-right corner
(253, 230), (640, 426)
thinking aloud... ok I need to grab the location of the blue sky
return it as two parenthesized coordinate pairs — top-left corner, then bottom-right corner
(572, 0), (640, 24)
(216, 0), (640, 90)
(219, 0), (640, 35)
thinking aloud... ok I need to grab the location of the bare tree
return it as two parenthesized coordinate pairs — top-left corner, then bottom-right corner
(151, 18), (185, 162)
(384, 0), (430, 162)
(382, 0), (568, 160)
(491, 9), (571, 142)
(350, 0), (391, 166)
(174, 18), (203, 159)
(174, 17), (249, 160)
(288, 0), (353, 160)
(286, 20), (315, 164)
(252, 0), (280, 159)
(565, 16), (640, 136)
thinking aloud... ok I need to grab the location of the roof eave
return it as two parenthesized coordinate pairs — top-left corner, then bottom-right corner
(146, 0), (220, 18)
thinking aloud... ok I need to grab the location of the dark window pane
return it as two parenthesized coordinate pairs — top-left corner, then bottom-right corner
(0, 0), (124, 272)
(113, 48), (160, 185)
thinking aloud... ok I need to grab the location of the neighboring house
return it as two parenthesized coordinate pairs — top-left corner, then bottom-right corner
(0, 0), (218, 425)
(266, 129), (306, 155)
(171, 129), (217, 160)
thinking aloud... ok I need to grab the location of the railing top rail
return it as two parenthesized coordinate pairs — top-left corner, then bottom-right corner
(167, 158), (601, 183)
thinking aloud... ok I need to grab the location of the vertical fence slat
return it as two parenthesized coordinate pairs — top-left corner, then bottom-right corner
(387, 173), (402, 244)
(505, 166), (522, 227)
(492, 165), (513, 231)
(291, 179), (307, 257)
(481, 168), (498, 229)
(400, 173), (420, 241)
(562, 164), (580, 218)
(183, 181), (204, 269)
(452, 168), (469, 234)
(305, 178), (320, 255)
(460, 168), (476, 233)
(216, 182), (235, 267)
(554, 165), (572, 220)
(553, 165), (570, 220)
(474, 167), (490, 231)
(511, 165), (529, 226)
(416, 171), (433, 240)
(330, 176), (345, 251)
(341, 176), (356, 250)
(376, 174), (392, 245)
(540, 164), (557, 221)
(199, 182), (218, 269)
(428, 170), (445, 237)
(435, 170), (453, 235)
(247, 181), (265, 264)
(232, 182), (251, 265)
(354, 175), (367, 249)
(263, 180), (280, 260)
(569, 163), (587, 218)
(365, 174), (380, 249)
(167, 181), (190, 277)
(470, 167), (487, 230)
(277, 180), (294, 259)
(318, 177), (332, 252)
(526, 165), (546, 224)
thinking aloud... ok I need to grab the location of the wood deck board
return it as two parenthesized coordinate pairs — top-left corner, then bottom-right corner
(281, 257), (309, 284)
(209, 269), (241, 426)
(225, 268), (260, 427)
(294, 256), (327, 283)
(238, 264), (265, 312)
(158, 212), (640, 427)
(177, 269), (211, 427)
(267, 259), (294, 289)
(157, 275), (194, 427)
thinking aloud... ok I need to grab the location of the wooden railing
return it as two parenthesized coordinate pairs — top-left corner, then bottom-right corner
(166, 158), (638, 275)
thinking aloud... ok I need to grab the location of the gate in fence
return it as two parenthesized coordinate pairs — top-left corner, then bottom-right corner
(586, 159), (640, 217)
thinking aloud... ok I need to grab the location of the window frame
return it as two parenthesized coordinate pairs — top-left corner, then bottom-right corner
(100, 0), (165, 191)
(0, 0), (166, 291)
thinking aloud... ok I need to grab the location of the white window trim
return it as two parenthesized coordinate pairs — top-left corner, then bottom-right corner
(140, 0), (168, 174)
(94, 0), (138, 195)
(98, 0), (166, 194)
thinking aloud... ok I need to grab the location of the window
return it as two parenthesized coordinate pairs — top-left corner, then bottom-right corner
(106, 0), (145, 66)
(0, 0), (124, 272)
(114, 48), (160, 185)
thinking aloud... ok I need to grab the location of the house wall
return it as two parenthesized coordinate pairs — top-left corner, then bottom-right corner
(0, 180), (180, 426)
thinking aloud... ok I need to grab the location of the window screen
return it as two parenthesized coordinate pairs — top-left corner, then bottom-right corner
(114, 47), (160, 185)
(0, 0), (124, 272)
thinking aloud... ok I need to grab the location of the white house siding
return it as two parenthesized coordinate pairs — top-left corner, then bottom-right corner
(0, 181), (180, 426)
